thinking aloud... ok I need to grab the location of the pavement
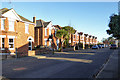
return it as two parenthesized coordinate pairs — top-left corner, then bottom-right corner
(95, 48), (120, 79)
(1, 48), (118, 79)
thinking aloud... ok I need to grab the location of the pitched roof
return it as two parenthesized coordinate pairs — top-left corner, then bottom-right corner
(53, 25), (62, 29)
(36, 19), (51, 28)
(0, 8), (11, 14)
(0, 8), (33, 23)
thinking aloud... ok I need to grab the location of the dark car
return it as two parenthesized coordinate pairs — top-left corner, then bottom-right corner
(110, 44), (117, 49)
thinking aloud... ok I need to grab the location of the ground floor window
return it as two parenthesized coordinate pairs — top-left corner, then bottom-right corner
(2, 38), (5, 49)
(45, 40), (47, 46)
(49, 41), (51, 47)
(9, 38), (14, 50)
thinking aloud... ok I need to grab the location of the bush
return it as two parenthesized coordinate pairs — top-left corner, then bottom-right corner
(78, 43), (83, 48)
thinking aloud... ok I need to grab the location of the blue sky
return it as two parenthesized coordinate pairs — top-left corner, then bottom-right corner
(1, 2), (118, 42)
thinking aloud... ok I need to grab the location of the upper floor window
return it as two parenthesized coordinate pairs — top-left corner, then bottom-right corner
(1, 19), (5, 30)
(74, 35), (75, 38)
(25, 23), (29, 33)
(9, 20), (14, 31)
(49, 29), (51, 35)
(76, 35), (78, 40)
(45, 28), (47, 36)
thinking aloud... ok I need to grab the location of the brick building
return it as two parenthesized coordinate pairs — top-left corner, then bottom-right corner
(34, 18), (62, 49)
(0, 8), (35, 56)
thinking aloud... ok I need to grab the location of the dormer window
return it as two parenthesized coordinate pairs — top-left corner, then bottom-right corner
(1, 19), (5, 30)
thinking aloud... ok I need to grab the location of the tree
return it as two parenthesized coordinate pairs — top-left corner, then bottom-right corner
(106, 14), (120, 39)
(62, 26), (76, 47)
(56, 26), (76, 51)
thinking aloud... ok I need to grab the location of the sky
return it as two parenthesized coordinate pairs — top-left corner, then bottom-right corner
(1, 2), (118, 42)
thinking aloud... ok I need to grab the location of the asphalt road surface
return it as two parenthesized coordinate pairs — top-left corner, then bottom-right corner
(2, 48), (115, 79)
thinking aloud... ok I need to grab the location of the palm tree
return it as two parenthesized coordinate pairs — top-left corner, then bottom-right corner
(56, 29), (68, 51)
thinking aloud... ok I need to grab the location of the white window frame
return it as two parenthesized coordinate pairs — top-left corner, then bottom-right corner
(25, 23), (29, 34)
(45, 28), (47, 36)
(49, 29), (51, 35)
(8, 36), (15, 50)
(1, 18), (5, 30)
(45, 40), (47, 46)
(0, 35), (6, 50)
(9, 20), (14, 31)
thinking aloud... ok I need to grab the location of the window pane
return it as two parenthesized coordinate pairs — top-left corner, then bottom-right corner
(9, 21), (14, 31)
(29, 47), (31, 50)
(25, 24), (29, 33)
(2, 38), (4, 43)
(1, 19), (5, 30)
(9, 39), (13, 42)
(9, 44), (14, 48)
(29, 42), (31, 46)
(2, 44), (4, 48)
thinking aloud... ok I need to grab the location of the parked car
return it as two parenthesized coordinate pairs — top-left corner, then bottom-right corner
(92, 45), (99, 49)
(101, 44), (104, 48)
(98, 45), (102, 48)
(110, 44), (117, 49)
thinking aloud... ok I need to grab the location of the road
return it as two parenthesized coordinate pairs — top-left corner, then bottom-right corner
(2, 48), (115, 78)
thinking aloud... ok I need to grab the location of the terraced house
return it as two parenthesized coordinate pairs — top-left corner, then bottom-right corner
(0, 8), (35, 56)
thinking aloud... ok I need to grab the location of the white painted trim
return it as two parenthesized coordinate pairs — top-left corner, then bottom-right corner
(1, 37), (5, 50)
(8, 36), (15, 38)
(44, 38), (48, 40)
(45, 28), (47, 36)
(27, 36), (34, 42)
(25, 23), (29, 34)
(0, 35), (6, 38)
(8, 20), (15, 31)
(2, 9), (22, 21)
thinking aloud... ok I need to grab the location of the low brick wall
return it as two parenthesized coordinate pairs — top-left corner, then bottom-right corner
(28, 48), (53, 56)
(63, 47), (74, 52)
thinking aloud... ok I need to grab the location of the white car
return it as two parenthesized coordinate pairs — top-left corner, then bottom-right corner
(92, 45), (99, 49)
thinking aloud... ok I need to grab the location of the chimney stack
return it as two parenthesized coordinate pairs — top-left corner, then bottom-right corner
(33, 16), (36, 24)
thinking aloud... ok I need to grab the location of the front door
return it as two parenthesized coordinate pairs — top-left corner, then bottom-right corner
(28, 41), (32, 51)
